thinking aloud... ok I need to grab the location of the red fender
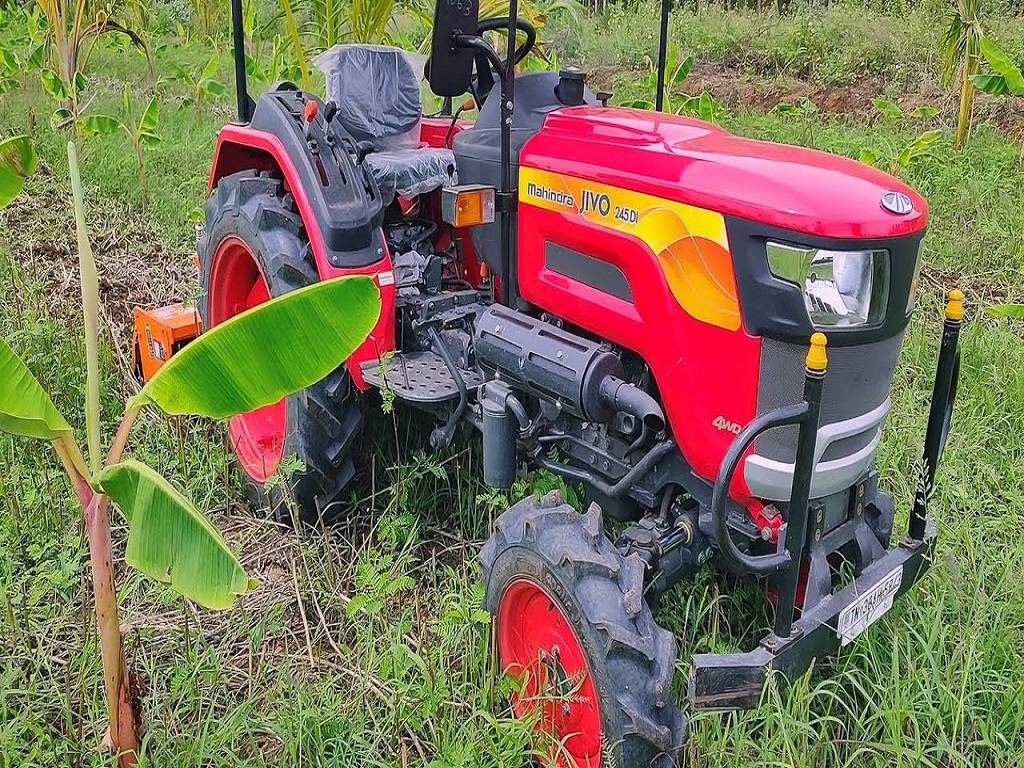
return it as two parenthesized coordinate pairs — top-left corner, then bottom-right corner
(209, 124), (396, 388)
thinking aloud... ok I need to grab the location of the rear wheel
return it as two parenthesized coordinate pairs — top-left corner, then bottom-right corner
(480, 491), (687, 767)
(198, 170), (362, 525)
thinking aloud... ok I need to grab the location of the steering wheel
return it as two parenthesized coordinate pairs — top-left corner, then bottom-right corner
(470, 17), (536, 106)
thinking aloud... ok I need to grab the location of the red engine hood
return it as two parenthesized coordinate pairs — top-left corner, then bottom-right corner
(518, 106), (927, 240)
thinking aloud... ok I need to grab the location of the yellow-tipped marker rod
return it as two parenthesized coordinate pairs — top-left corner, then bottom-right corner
(775, 331), (831, 636)
(945, 288), (965, 322)
(805, 332), (828, 373)
(909, 287), (965, 542)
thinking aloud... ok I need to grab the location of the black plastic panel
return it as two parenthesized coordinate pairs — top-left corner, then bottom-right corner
(545, 242), (633, 301)
(725, 216), (924, 348)
(249, 88), (385, 268)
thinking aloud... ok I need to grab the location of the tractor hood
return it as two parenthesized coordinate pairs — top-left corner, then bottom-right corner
(518, 106), (927, 240)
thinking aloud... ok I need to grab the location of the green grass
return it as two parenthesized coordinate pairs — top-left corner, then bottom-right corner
(2, 4), (1024, 767)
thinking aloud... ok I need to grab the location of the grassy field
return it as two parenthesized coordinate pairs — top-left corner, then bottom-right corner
(2, 1), (1024, 766)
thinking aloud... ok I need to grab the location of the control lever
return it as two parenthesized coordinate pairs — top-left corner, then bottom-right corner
(322, 100), (339, 144)
(354, 140), (376, 163)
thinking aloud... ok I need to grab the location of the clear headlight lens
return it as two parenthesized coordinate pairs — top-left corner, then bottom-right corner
(767, 242), (890, 327)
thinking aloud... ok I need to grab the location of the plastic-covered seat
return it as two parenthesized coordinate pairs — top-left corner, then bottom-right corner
(315, 44), (456, 200)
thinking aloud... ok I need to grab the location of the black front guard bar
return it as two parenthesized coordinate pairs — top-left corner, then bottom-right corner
(691, 294), (963, 710)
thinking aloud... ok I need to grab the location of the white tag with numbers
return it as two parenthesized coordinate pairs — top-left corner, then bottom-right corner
(836, 566), (902, 646)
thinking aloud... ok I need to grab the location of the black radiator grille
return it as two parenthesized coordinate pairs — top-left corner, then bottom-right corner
(754, 332), (905, 464)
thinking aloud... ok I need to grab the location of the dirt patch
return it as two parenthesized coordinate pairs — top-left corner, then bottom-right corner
(1, 167), (198, 384)
(677, 61), (1024, 136)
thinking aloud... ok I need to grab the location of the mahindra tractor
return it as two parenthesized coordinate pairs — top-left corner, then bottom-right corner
(141, 0), (965, 762)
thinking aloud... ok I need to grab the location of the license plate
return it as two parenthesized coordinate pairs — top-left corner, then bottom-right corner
(836, 566), (903, 646)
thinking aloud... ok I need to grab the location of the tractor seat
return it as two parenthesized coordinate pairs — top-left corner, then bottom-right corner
(316, 44), (456, 201)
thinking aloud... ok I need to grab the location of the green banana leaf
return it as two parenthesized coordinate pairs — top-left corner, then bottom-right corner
(0, 135), (37, 209)
(131, 275), (380, 418)
(94, 460), (257, 610)
(980, 38), (1024, 96)
(0, 336), (73, 440)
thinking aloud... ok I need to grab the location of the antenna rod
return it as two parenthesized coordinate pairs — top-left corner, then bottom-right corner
(655, 0), (670, 112)
(231, 0), (252, 122)
(499, 0), (519, 308)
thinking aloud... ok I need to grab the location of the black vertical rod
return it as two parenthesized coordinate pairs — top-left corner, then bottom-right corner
(773, 333), (827, 638)
(655, 0), (671, 112)
(231, 0), (251, 123)
(498, 0), (518, 308)
(908, 290), (963, 542)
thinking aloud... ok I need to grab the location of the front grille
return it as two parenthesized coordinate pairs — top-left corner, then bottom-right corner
(755, 332), (905, 464)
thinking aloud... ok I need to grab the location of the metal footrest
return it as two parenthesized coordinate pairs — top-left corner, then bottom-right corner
(360, 351), (482, 404)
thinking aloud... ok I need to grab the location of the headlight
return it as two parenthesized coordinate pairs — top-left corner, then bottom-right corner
(767, 242), (889, 327)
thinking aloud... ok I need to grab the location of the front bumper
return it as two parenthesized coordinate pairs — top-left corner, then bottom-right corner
(696, 294), (961, 709)
(688, 527), (934, 709)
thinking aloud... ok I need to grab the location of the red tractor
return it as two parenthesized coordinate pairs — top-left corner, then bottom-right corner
(190, 0), (964, 763)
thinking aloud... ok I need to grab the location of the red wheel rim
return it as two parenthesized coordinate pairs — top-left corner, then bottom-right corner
(208, 236), (286, 483)
(497, 579), (603, 768)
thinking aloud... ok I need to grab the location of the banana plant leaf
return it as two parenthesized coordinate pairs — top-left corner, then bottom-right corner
(980, 38), (1024, 95)
(131, 275), (380, 418)
(94, 460), (257, 610)
(0, 134), (37, 209)
(0, 336), (73, 440)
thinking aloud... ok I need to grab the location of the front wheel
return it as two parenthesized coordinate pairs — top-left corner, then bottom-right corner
(480, 492), (687, 767)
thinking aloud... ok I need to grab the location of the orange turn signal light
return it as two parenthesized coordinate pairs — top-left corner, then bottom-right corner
(442, 184), (496, 228)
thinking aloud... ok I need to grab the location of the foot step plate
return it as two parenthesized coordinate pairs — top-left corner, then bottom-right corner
(360, 352), (483, 403)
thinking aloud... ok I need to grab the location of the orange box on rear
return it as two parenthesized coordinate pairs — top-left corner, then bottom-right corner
(132, 303), (202, 381)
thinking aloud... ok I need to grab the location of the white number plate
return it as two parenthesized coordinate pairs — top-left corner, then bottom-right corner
(836, 566), (903, 646)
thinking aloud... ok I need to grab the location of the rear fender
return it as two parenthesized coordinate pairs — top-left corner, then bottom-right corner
(209, 122), (396, 388)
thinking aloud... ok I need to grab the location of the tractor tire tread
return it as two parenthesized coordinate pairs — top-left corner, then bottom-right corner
(481, 496), (687, 767)
(198, 170), (363, 527)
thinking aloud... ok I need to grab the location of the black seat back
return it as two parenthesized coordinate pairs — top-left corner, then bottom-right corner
(319, 45), (423, 150)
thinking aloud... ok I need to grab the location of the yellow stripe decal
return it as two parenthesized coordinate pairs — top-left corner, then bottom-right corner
(520, 167), (741, 331)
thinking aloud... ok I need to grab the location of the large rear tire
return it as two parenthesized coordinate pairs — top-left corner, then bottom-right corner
(480, 491), (687, 767)
(198, 170), (362, 526)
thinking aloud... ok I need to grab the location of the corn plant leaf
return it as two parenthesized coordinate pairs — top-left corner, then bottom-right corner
(94, 460), (257, 610)
(0, 336), (72, 440)
(131, 275), (380, 418)
(0, 134), (37, 209)
(980, 38), (1024, 95)
(279, 0), (314, 92)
